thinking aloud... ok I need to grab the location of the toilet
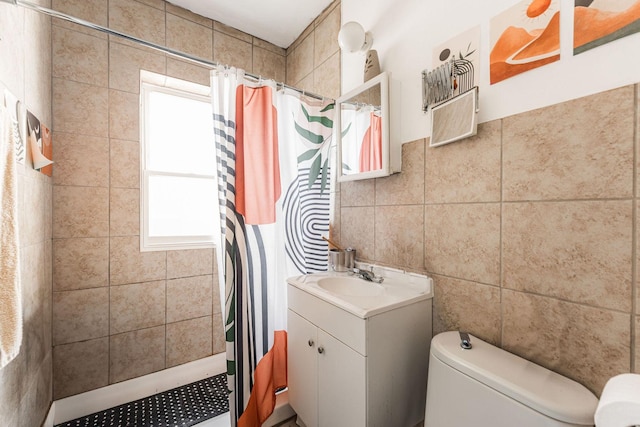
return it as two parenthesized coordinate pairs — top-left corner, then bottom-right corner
(425, 331), (599, 427)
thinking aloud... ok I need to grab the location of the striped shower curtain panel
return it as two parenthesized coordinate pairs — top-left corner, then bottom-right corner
(211, 66), (335, 427)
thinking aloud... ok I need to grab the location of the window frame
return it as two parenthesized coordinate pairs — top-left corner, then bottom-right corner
(139, 71), (218, 252)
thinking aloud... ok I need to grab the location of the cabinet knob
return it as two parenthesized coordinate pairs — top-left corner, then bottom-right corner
(318, 347), (324, 354)
(308, 339), (314, 347)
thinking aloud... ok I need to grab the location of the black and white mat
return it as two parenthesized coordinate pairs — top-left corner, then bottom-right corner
(55, 373), (229, 427)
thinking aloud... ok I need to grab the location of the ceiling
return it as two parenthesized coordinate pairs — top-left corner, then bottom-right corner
(167, 0), (335, 48)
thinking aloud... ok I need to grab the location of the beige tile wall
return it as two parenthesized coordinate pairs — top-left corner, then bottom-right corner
(286, 0), (341, 100)
(337, 85), (639, 395)
(0, 1), (53, 426)
(50, 0), (287, 399)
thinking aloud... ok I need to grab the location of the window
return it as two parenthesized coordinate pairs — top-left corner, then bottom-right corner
(140, 71), (218, 251)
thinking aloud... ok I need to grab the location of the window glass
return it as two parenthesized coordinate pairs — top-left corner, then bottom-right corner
(140, 73), (218, 251)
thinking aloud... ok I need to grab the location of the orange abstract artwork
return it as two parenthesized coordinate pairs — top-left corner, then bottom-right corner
(574, 0), (640, 55)
(40, 124), (52, 177)
(490, 0), (560, 85)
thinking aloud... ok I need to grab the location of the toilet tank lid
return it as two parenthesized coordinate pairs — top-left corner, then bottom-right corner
(431, 332), (598, 426)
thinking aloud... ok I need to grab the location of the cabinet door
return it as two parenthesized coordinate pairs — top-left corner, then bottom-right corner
(317, 329), (366, 427)
(288, 310), (318, 427)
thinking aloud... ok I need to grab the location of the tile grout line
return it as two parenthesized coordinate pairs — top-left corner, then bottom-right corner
(49, 5), (55, 401)
(499, 118), (504, 348)
(632, 83), (638, 374)
(107, 0), (112, 387)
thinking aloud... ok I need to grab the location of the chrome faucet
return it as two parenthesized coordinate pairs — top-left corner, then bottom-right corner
(350, 267), (384, 283)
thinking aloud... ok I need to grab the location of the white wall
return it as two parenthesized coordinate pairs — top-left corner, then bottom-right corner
(342, 0), (640, 144)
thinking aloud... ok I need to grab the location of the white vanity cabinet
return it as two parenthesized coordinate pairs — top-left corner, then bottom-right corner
(287, 278), (432, 427)
(288, 310), (366, 427)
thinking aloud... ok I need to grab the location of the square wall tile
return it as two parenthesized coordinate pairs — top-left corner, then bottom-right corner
(167, 275), (213, 323)
(503, 200), (632, 312)
(53, 287), (109, 345)
(340, 206), (375, 261)
(52, 25), (108, 87)
(52, 78), (109, 137)
(637, 83), (640, 198)
(110, 188), (139, 236)
(376, 139), (425, 206)
(110, 326), (165, 384)
(110, 280), (166, 334)
(212, 270), (222, 315)
(25, 7), (52, 125)
(166, 58), (211, 87)
(425, 120), (501, 204)
(53, 338), (108, 399)
(213, 312), (225, 354)
(167, 249), (214, 279)
(52, 0), (108, 38)
(330, 191), (341, 251)
(374, 205), (424, 270)
(313, 52), (340, 100)
(52, 132), (109, 187)
(636, 200), (640, 314)
(109, 42), (165, 94)
(110, 236), (166, 285)
(20, 173), (49, 247)
(108, 0), (165, 46)
(22, 351), (53, 427)
(110, 139), (140, 189)
(53, 185), (109, 238)
(166, 13), (213, 61)
(0, 346), (25, 420)
(166, 316), (213, 368)
(314, 5), (340, 67)
(21, 243), (45, 324)
(253, 37), (285, 55)
(502, 290), (630, 395)
(424, 203), (501, 285)
(53, 237), (109, 291)
(213, 21), (252, 43)
(294, 73), (315, 97)
(502, 85), (634, 201)
(43, 177), (53, 241)
(109, 89), (139, 141)
(253, 47), (286, 83)
(432, 275), (501, 346)
(287, 34), (313, 86)
(213, 31), (252, 72)
(287, 21), (313, 53)
(341, 179), (375, 207)
(635, 316), (640, 373)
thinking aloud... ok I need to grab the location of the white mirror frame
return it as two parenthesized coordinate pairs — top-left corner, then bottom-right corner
(336, 72), (390, 182)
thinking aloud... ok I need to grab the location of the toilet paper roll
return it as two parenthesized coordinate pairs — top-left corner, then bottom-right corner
(595, 373), (640, 427)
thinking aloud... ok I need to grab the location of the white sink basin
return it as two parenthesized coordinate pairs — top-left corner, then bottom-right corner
(287, 267), (433, 318)
(317, 277), (384, 297)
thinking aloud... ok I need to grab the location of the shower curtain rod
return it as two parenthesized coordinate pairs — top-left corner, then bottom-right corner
(2, 0), (331, 101)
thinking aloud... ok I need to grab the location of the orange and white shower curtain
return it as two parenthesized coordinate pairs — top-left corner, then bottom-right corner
(211, 66), (335, 427)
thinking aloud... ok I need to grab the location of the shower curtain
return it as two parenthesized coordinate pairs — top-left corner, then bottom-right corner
(211, 66), (335, 427)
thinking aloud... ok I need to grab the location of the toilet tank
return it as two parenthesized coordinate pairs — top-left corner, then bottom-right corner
(425, 332), (598, 427)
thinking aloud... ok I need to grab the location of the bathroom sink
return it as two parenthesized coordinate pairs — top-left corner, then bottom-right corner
(287, 266), (433, 318)
(317, 277), (384, 297)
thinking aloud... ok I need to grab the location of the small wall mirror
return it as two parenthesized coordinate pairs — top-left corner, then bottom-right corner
(336, 72), (391, 182)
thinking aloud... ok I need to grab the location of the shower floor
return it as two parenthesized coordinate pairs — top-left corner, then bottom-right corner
(55, 373), (229, 427)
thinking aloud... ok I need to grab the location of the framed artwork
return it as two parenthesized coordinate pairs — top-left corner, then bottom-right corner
(40, 123), (52, 176)
(433, 26), (481, 96)
(574, 0), (640, 55)
(490, 0), (561, 84)
(26, 110), (53, 175)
